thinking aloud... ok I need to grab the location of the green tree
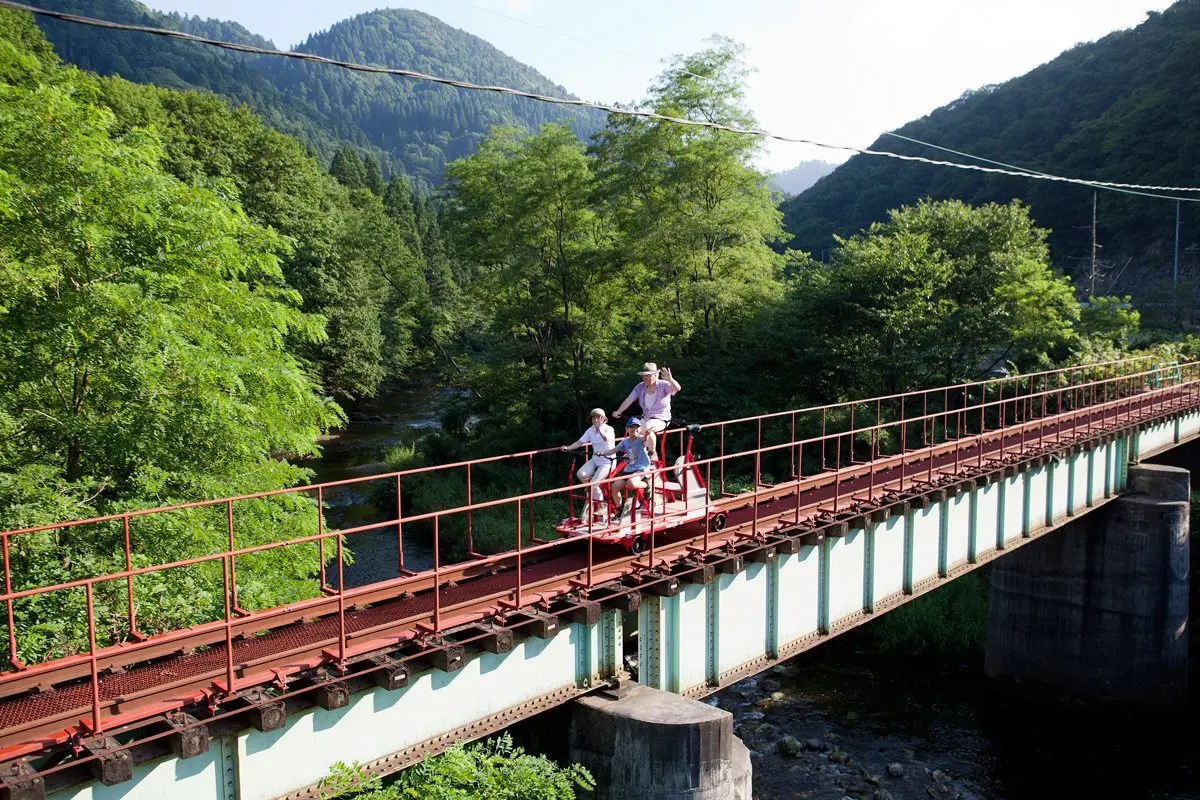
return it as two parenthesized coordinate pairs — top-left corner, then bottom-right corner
(94, 76), (431, 400)
(330, 146), (369, 189)
(383, 174), (423, 256)
(0, 12), (339, 660)
(361, 152), (385, 195)
(1080, 295), (1141, 348)
(319, 734), (594, 800)
(592, 38), (787, 356)
(445, 124), (621, 426)
(760, 199), (1080, 398)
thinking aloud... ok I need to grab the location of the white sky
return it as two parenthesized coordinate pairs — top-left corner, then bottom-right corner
(146, 0), (1174, 172)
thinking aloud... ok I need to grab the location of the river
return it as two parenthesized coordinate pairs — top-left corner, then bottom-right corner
(306, 387), (1197, 799)
(712, 626), (1198, 800)
(302, 382), (449, 584)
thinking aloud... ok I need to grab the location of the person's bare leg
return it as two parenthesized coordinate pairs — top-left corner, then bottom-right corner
(610, 478), (626, 510)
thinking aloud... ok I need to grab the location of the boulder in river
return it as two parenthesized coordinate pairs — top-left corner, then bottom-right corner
(779, 735), (804, 757)
(887, 762), (905, 778)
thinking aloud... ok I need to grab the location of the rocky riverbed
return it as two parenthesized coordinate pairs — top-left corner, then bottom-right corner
(711, 665), (988, 800)
(708, 639), (1197, 800)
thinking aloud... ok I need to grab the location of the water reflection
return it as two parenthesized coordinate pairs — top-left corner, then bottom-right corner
(303, 384), (455, 585)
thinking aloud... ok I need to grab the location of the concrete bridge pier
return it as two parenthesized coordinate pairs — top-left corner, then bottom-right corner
(568, 683), (751, 800)
(985, 463), (1190, 708)
(520, 682), (751, 800)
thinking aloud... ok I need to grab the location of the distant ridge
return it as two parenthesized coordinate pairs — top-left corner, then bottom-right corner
(34, 1), (605, 184)
(781, 0), (1200, 293)
(770, 160), (836, 197)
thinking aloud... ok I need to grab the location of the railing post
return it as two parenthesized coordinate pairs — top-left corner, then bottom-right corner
(318, 487), (327, 591)
(720, 423), (727, 493)
(466, 463), (475, 556)
(85, 582), (102, 735)
(396, 476), (405, 574)
(833, 436), (842, 513)
(849, 404), (856, 462)
(795, 442), (804, 524)
(226, 500), (239, 614)
(222, 551), (235, 694)
(790, 412), (797, 478)
(3, 533), (20, 669)
(337, 514), (347, 665)
(821, 410), (827, 470)
(586, 511), (593, 589)
(704, 461), (712, 551)
(878, 395), (888, 460)
(432, 515), (441, 633)
(527, 454), (537, 543)
(123, 514), (139, 640)
(867, 428), (876, 502)
(514, 500), (522, 609)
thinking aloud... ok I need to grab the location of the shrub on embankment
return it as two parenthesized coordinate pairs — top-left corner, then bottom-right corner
(317, 734), (593, 799)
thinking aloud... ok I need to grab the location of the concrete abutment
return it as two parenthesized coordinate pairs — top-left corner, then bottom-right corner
(518, 682), (751, 800)
(985, 463), (1190, 708)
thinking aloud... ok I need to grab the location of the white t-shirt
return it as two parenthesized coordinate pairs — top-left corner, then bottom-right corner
(574, 424), (616, 457)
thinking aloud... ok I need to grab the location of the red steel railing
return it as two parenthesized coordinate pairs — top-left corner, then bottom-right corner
(0, 356), (1195, 745)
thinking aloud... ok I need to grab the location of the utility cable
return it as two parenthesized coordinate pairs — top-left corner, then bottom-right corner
(881, 131), (1189, 202)
(4, 0), (1200, 199)
(441, 0), (1199, 203)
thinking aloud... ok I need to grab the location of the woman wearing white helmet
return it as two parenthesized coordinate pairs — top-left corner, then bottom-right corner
(560, 408), (617, 522)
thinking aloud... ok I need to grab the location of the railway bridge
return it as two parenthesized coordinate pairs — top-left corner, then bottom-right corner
(0, 358), (1192, 799)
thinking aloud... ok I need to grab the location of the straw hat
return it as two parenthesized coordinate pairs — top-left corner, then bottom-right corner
(637, 362), (659, 376)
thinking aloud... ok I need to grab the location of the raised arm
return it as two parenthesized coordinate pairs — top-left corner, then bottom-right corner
(662, 367), (681, 393)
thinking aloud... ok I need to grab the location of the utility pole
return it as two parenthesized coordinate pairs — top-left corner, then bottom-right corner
(1090, 191), (1098, 296)
(1174, 199), (1181, 287)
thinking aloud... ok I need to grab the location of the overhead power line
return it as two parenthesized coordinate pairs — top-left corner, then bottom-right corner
(4, 0), (1200, 201)
(441, 0), (1180, 201)
(442, 0), (1200, 205)
(881, 131), (1189, 203)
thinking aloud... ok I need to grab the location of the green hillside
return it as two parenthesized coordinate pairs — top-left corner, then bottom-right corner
(258, 9), (602, 182)
(782, 0), (1200, 296)
(34, 1), (602, 184)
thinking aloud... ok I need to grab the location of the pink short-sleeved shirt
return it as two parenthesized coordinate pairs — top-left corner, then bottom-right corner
(627, 380), (676, 421)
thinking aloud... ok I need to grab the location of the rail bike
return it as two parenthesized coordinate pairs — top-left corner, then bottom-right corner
(554, 424), (726, 553)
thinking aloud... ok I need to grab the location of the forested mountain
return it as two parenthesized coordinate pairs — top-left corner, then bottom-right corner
(782, 0), (1200, 295)
(33, 0), (602, 184)
(258, 9), (603, 183)
(770, 160), (836, 197)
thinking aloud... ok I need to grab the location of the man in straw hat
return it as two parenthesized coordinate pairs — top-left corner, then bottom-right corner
(612, 362), (681, 461)
(561, 407), (617, 523)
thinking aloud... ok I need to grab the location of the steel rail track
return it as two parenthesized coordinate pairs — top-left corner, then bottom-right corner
(0, 381), (1192, 762)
